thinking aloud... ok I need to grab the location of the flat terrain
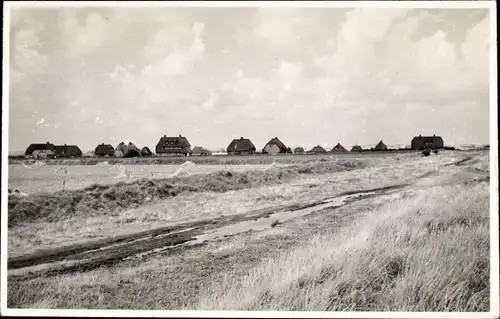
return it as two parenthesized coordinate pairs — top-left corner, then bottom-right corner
(7, 151), (491, 311)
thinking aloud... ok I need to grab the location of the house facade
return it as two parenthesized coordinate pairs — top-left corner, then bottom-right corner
(25, 142), (57, 157)
(262, 137), (288, 155)
(411, 135), (444, 150)
(55, 144), (83, 158)
(192, 146), (212, 156)
(95, 144), (115, 157)
(156, 135), (192, 156)
(227, 137), (256, 156)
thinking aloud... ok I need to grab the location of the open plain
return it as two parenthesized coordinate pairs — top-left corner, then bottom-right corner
(7, 151), (491, 311)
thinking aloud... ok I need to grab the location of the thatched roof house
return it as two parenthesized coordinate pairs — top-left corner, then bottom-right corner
(25, 142), (56, 156)
(374, 140), (388, 151)
(115, 141), (141, 157)
(350, 145), (363, 152)
(293, 147), (305, 155)
(331, 143), (348, 153)
(227, 137), (256, 156)
(141, 147), (153, 156)
(192, 146), (212, 156)
(123, 142), (141, 158)
(156, 135), (192, 156)
(262, 137), (288, 155)
(308, 145), (327, 154)
(55, 144), (83, 158)
(95, 143), (115, 157)
(411, 135), (444, 150)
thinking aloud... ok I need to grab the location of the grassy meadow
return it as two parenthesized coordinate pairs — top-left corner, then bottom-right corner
(6, 150), (491, 312)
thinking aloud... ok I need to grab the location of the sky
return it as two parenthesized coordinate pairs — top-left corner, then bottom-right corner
(7, 5), (492, 152)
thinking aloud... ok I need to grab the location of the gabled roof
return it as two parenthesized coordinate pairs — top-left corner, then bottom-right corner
(350, 145), (363, 152)
(141, 146), (153, 156)
(263, 137), (287, 152)
(95, 143), (115, 156)
(192, 146), (212, 154)
(25, 142), (56, 155)
(308, 145), (327, 153)
(157, 135), (191, 148)
(227, 137), (256, 152)
(412, 135), (444, 142)
(374, 140), (388, 150)
(331, 143), (348, 152)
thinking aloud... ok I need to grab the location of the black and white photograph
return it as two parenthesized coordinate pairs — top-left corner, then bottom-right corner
(2, 1), (498, 317)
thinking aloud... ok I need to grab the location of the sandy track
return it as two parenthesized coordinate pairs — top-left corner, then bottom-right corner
(8, 184), (408, 280)
(8, 153), (488, 282)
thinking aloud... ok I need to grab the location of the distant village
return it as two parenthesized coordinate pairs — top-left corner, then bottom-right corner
(18, 134), (456, 159)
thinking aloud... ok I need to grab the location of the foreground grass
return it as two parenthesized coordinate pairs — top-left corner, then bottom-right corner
(195, 182), (490, 311)
(7, 180), (489, 311)
(9, 152), (447, 254)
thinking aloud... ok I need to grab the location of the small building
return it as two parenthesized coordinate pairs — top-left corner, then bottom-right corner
(308, 145), (327, 154)
(25, 142), (57, 156)
(374, 140), (388, 151)
(115, 141), (141, 157)
(32, 149), (57, 159)
(123, 142), (141, 158)
(262, 137), (289, 155)
(95, 143), (115, 157)
(156, 135), (192, 156)
(411, 135), (444, 150)
(227, 137), (256, 156)
(55, 144), (83, 158)
(331, 143), (348, 153)
(351, 145), (363, 152)
(293, 147), (305, 155)
(141, 147), (153, 156)
(192, 146), (212, 156)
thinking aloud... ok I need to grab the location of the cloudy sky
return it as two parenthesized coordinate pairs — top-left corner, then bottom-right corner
(8, 5), (492, 151)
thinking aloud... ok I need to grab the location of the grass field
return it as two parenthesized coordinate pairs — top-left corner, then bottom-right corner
(6, 150), (491, 311)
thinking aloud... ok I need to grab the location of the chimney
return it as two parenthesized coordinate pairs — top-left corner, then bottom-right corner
(164, 135), (166, 138)
(240, 137), (243, 140)
(179, 134), (182, 137)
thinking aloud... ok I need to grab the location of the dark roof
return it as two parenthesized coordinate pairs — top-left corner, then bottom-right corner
(55, 144), (83, 157)
(374, 140), (388, 150)
(308, 145), (327, 153)
(192, 146), (212, 155)
(227, 137), (256, 152)
(331, 143), (348, 152)
(95, 143), (115, 155)
(263, 137), (287, 153)
(25, 142), (57, 155)
(412, 135), (444, 142)
(156, 135), (192, 154)
(294, 147), (305, 153)
(141, 147), (153, 156)
(350, 145), (363, 152)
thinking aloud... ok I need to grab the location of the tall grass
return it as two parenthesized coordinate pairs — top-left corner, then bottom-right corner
(196, 182), (490, 311)
(8, 160), (366, 227)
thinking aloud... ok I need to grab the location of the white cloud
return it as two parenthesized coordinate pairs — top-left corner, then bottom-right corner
(8, 7), (491, 150)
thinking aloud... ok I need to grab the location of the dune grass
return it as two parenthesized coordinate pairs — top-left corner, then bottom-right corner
(195, 182), (490, 311)
(7, 159), (367, 228)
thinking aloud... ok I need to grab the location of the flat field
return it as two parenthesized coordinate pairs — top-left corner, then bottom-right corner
(7, 151), (491, 311)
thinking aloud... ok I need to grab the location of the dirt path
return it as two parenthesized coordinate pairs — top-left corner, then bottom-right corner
(8, 154), (488, 281)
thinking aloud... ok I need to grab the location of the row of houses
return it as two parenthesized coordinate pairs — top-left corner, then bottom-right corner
(23, 134), (445, 158)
